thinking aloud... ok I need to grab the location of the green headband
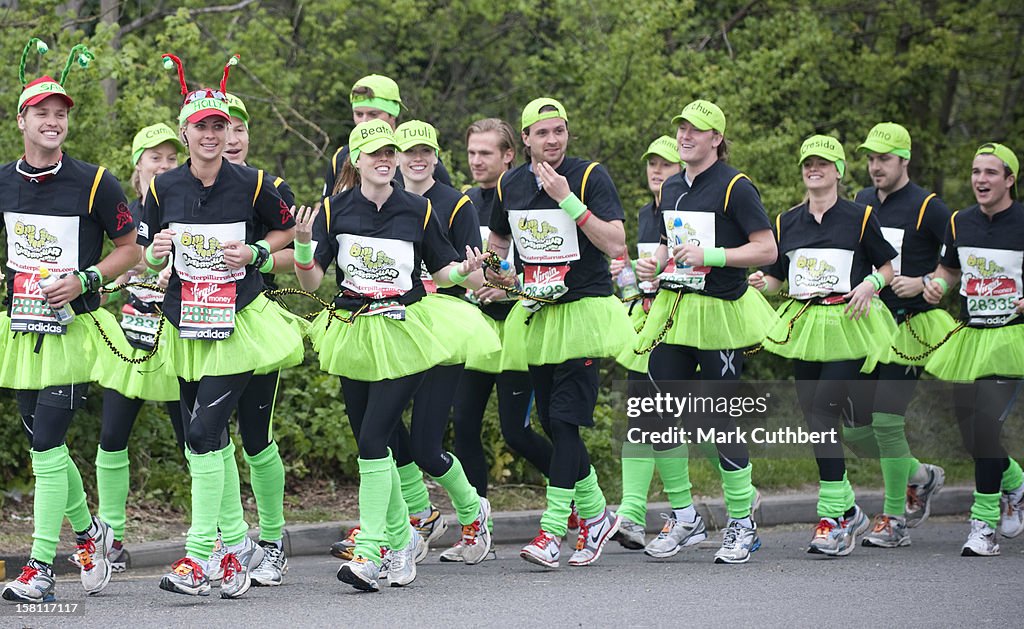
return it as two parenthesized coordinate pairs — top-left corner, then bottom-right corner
(352, 96), (400, 118)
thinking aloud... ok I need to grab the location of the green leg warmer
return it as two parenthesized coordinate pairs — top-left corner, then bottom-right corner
(64, 451), (92, 534)
(654, 445), (693, 509)
(818, 474), (854, 519)
(184, 449), (224, 561)
(432, 454), (480, 526)
(618, 443), (655, 524)
(30, 445), (71, 564)
(1001, 458), (1024, 492)
(217, 441), (249, 547)
(573, 466), (607, 520)
(873, 412), (919, 516)
(397, 461), (432, 515)
(385, 458), (412, 550)
(95, 447), (130, 540)
(244, 441), (285, 542)
(842, 425), (880, 459)
(971, 491), (1001, 529)
(720, 464), (755, 519)
(539, 485), (576, 538)
(353, 456), (393, 565)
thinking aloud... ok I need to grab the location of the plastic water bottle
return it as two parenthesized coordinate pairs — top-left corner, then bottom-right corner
(37, 267), (75, 325)
(616, 256), (640, 300)
(672, 217), (688, 270)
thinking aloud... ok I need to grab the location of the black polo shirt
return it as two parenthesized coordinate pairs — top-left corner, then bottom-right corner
(422, 182), (480, 297)
(855, 181), (951, 313)
(766, 198), (897, 300)
(939, 201), (1024, 328)
(313, 183), (458, 311)
(139, 159), (294, 327)
(0, 154), (133, 314)
(488, 156), (625, 302)
(657, 160), (773, 300)
(322, 144), (452, 197)
(468, 185), (516, 320)
(250, 170), (295, 290)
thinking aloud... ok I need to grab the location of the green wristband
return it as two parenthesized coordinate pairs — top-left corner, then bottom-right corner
(865, 272), (885, 291)
(87, 265), (103, 284)
(449, 266), (469, 285)
(255, 239), (270, 253)
(932, 277), (949, 295)
(145, 244), (164, 267)
(259, 253), (275, 274)
(558, 192), (587, 221)
(703, 247), (727, 267)
(76, 272), (87, 293)
(294, 240), (314, 265)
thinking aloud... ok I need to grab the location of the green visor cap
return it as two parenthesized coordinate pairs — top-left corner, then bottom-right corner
(224, 92), (249, 126)
(132, 123), (185, 165)
(349, 120), (400, 163)
(672, 99), (726, 134)
(350, 74), (402, 104)
(395, 120), (440, 152)
(857, 122), (911, 159)
(642, 135), (682, 164)
(521, 97), (567, 131)
(799, 134), (847, 178)
(976, 142), (1019, 178)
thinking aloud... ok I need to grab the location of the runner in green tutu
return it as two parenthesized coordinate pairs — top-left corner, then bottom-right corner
(486, 97), (633, 569)
(851, 122), (954, 548)
(752, 134), (897, 557)
(295, 120), (492, 591)
(1, 39), (137, 603)
(634, 101), (776, 564)
(923, 142), (1024, 556)
(143, 53), (303, 599)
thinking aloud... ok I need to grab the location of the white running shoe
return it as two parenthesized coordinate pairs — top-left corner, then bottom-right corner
(159, 557), (211, 597)
(206, 533), (227, 582)
(612, 517), (646, 550)
(569, 508), (621, 566)
(251, 541), (288, 586)
(520, 530), (561, 568)
(77, 516), (114, 595)
(862, 514), (911, 548)
(439, 540), (465, 562)
(962, 519), (1000, 556)
(460, 497), (493, 565)
(644, 513), (707, 558)
(387, 527), (420, 587)
(2, 559), (56, 602)
(714, 520), (761, 564)
(905, 463), (945, 528)
(337, 555), (381, 592)
(219, 537), (265, 599)
(999, 487), (1024, 538)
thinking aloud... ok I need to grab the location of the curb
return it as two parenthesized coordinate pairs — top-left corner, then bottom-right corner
(1, 485), (975, 576)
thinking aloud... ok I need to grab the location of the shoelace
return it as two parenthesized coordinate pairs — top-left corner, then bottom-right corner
(657, 515), (677, 538)
(220, 553), (242, 581)
(462, 521), (481, 546)
(721, 523), (740, 548)
(575, 520), (591, 551)
(16, 565), (40, 584)
(171, 557), (205, 580)
(871, 515), (891, 533)
(905, 486), (924, 511)
(528, 530), (552, 549)
(814, 519), (836, 537)
(75, 538), (97, 571)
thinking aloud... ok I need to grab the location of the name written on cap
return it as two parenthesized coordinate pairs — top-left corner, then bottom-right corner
(686, 101), (714, 117)
(399, 127), (432, 140)
(360, 122), (391, 140)
(804, 137), (840, 152)
(870, 128), (894, 142)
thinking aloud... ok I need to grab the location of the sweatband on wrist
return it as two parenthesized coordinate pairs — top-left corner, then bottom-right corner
(255, 240), (271, 253)
(247, 245), (260, 264)
(758, 283), (770, 294)
(703, 247), (727, 268)
(655, 259), (663, 274)
(76, 272), (87, 293)
(559, 193), (587, 221)
(449, 266), (469, 285)
(87, 265), (103, 284)
(294, 240), (314, 265)
(865, 272), (885, 291)
(260, 253), (275, 274)
(932, 277), (949, 295)
(145, 244), (164, 266)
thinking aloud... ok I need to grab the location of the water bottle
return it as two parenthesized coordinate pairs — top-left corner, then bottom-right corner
(616, 256), (640, 300)
(37, 267), (75, 325)
(672, 217), (689, 270)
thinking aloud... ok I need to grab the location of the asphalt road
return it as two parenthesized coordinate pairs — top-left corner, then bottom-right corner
(3, 518), (1021, 628)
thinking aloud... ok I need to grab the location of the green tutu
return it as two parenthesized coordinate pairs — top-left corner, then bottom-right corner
(164, 293), (306, 382)
(635, 286), (776, 353)
(465, 314), (528, 374)
(763, 298), (897, 363)
(616, 300), (649, 373)
(0, 308), (120, 389)
(872, 308), (958, 368)
(925, 324), (1024, 382)
(503, 295), (636, 366)
(420, 294), (502, 367)
(94, 323), (179, 402)
(309, 298), (455, 381)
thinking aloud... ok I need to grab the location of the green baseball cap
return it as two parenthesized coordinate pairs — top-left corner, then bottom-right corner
(131, 123), (185, 166)
(224, 92), (249, 127)
(350, 74), (402, 118)
(975, 142), (1019, 178)
(642, 135), (682, 164)
(857, 122), (911, 159)
(799, 134), (847, 179)
(395, 120), (440, 152)
(349, 120), (400, 165)
(521, 97), (567, 131)
(671, 99), (726, 134)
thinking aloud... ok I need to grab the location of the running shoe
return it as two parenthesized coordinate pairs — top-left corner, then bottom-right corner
(714, 520), (761, 564)
(905, 463), (945, 528)
(330, 526), (359, 560)
(999, 487), (1024, 538)
(862, 514), (911, 548)
(460, 497), (493, 565)
(643, 513), (707, 558)
(207, 533), (227, 581)
(962, 519), (1000, 556)
(69, 542), (129, 573)
(337, 555), (381, 592)
(439, 540), (465, 562)
(520, 530), (561, 568)
(251, 541), (288, 587)
(612, 516), (646, 550)
(568, 508), (621, 566)
(77, 516), (114, 595)
(159, 557), (211, 596)
(808, 506), (867, 557)
(2, 559), (56, 602)
(387, 527), (420, 587)
(220, 537), (265, 599)
(411, 505), (448, 550)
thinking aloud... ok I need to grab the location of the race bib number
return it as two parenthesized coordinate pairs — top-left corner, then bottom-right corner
(521, 264), (570, 311)
(880, 227), (905, 276)
(9, 271), (65, 335)
(659, 211), (715, 291)
(3, 213), (79, 275)
(508, 209), (580, 264)
(170, 222), (246, 283)
(120, 303), (161, 348)
(960, 246), (1023, 325)
(787, 248), (854, 299)
(360, 299), (407, 320)
(337, 234), (414, 299)
(179, 281), (236, 340)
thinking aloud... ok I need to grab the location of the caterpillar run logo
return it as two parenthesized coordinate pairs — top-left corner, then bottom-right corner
(180, 231), (228, 271)
(346, 243), (399, 282)
(794, 255), (839, 289)
(517, 217), (564, 251)
(13, 221), (62, 262)
(966, 254), (1004, 279)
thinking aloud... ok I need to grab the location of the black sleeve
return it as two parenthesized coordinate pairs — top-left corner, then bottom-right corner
(253, 173), (295, 234)
(861, 210), (898, 268)
(447, 196), (482, 261)
(488, 173), (512, 236)
(312, 201), (334, 271)
(434, 159), (453, 187)
(138, 183), (160, 247)
(726, 178), (773, 236)
(423, 202), (459, 273)
(658, 211), (668, 244)
(92, 170), (134, 240)
(581, 164), (625, 222)
(939, 213), (960, 269)
(763, 215), (786, 279)
(922, 195), (953, 248)
(273, 177), (296, 208)
(322, 155), (337, 199)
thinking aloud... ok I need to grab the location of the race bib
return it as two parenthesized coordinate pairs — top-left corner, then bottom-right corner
(508, 209), (580, 264)
(419, 261), (437, 294)
(3, 213), (79, 275)
(179, 281), (236, 340)
(171, 222), (245, 340)
(9, 271), (65, 335)
(521, 264), (570, 312)
(787, 248), (854, 299)
(637, 242), (659, 293)
(360, 299), (407, 320)
(880, 227), (905, 276)
(337, 234), (414, 299)
(120, 303), (161, 348)
(659, 211), (714, 291)
(959, 246), (1023, 326)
